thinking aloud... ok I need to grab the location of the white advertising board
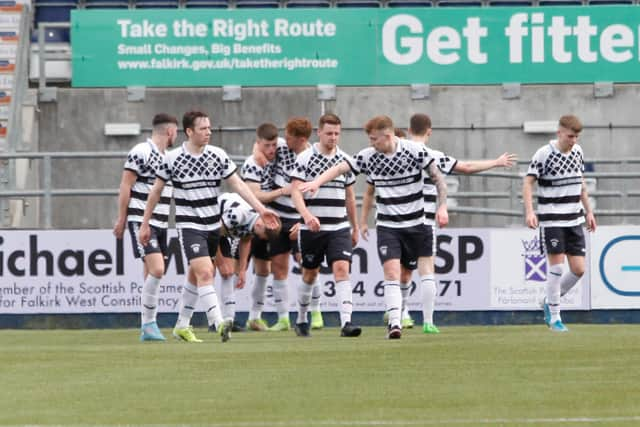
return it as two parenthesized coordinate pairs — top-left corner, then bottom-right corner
(590, 226), (640, 309)
(0, 228), (490, 314)
(489, 228), (590, 310)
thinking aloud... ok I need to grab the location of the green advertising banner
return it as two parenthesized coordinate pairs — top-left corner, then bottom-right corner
(71, 7), (640, 87)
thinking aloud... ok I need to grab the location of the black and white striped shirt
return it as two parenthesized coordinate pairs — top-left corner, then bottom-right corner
(527, 140), (585, 228)
(423, 148), (457, 226)
(290, 143), (355, 231)
(220, 192), (259, 239)
(123, 139), (171, 229)
(241, 155), (275, 192)
(271, 137), (302, 221)
(156, 143), (236, 231)
(347, 138), (435, 229)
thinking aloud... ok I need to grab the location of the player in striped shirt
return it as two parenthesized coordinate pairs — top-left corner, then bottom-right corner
(140, 110), (279, 343)
(240, 123), (281, 331)
(363, 113), (516, 334)
(301, 115), (448, 339)
(213, 192), (282, 333)
(523, 114), (596, 332)
(290, 113), (362, 338)
(113, 113), (178, 342)
(257, 117), (314, 332)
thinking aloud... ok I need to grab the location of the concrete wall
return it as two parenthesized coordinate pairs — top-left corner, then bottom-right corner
(33, 84), (640, 229)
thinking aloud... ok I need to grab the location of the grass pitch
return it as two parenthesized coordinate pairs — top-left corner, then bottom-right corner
(1, 324), (639, 426)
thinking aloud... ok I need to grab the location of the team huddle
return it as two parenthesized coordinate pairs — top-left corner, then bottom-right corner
(114, 110), (595, 343)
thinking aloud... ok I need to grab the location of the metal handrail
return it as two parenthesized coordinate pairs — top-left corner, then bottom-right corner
(2, 151), (640, 227)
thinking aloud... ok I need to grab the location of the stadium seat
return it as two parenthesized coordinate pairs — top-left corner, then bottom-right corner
(34, 1), (78, 28)
(387, 0), (432, 6)
(84, 0), (130, 8)
(336, 0), (381, 7)
(235, 0), (280, 7)
(538, 0), (582, 4)
(285, 0), (330, 7)
(184, 0), (228, 7)
(30, 27), (70, 43)
(488, 0), (532, 5)
(437, 0), (482, 6)
(134, 0), (179, 7)
(587, 0), (631, 4)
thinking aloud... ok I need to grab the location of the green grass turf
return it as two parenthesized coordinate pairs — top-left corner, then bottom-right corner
(1, 324), (639, 426)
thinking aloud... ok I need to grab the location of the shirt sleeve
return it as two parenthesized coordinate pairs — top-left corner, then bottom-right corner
(419, 144), (435, 170)
(527, 148), (545, 178)
(220, 150), (238, 179)
(436, 152), (458, 175)
(290, 151), (309, 182)
(123, 147), (144, 175)
(241, 158), (263, 183)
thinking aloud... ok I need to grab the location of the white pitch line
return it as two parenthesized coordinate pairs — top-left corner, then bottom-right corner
(17, 416), (640, 427)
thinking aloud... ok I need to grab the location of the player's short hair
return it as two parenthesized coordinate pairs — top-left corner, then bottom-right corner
(264, 218), (282, 240)
(559, 115), (583, 133)
(182, 110), (209, 134)
(364, 115), (394, 134)
(318, 113), (341, 129)
(256, 122), (279, 141)
(286, 117), (313, 139)
(394, 128), (407, 138)
(152, 113), (178, 129)
(409, 113), (432, 136)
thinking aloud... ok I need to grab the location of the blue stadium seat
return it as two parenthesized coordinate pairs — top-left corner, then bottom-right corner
(388, 0), (432, 6)
(84, 0), (130, 8)
(488, 0), (532, 5)
(336, 0), (380, 6)
(538, 0), (582, 4)
(235, 0), (280, 7)
(134, 0), (179, 7)
(34, 1), (78, 27)
(184, 0), (228, 7)
(437, 0), (482, 6)
(285, 0), (330, 6)
(587, 0), (631, 4)
(30, 27), (70, 43)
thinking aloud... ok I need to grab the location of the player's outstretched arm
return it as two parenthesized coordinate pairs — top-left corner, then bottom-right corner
(454, 153), (518, 174)
(522, 175), (538, 229)
(227, 173), (280, 230)
(299, 160), (350, 196)
(246, 180), (286, 204)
